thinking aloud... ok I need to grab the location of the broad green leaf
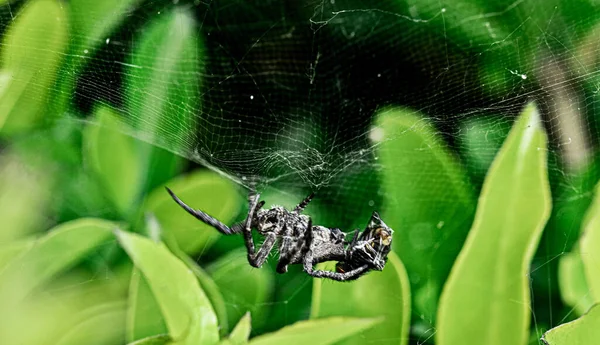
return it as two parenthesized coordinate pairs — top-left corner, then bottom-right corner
(0, 270), (128, 345)
(84, 105), (143, 217)
(127, 269), (168, 342)
(436, 103), (552, 345)
(558, 249), (594, 316)
(0, 152), (54, 241)
(542, 304), (600, 345)
(0, 239), (34, 272)
(116, 231), (219, 345)
(124, 7), (204, 191)
(0, 0), (68, 133)
(248, 317), (381, 345)
(207, 249), (274, 332)
(0, 218), (116, 305)
(143, 170), (242, 254)
(56, 301), (127, 345)
(51, 0), (142, 117)
(228, 313), (252, 344)
(69, 0), (142, 50)
(580, 181), (600, 302)
(128, 335), (172, 345)
(137, 213), (230, 337)
(158, 218), (230, 335)
(373, 107), (475, 321)
(310, 252), (411, 345)
(459, 115), (511, 183)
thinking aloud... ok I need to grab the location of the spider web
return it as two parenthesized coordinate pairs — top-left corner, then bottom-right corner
(2, 0), (599, 343)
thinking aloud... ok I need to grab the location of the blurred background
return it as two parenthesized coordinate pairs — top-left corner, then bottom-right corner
(1, 0), (600, 344)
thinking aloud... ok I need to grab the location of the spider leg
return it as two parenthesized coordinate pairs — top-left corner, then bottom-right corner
(242, 192), (261, 261)
(303, 252), (370, 281)
(248, 233), (277, 268)
(230, 200), (264, 233)
(293, 192), (315, 214)
(165, 187), (234, 235)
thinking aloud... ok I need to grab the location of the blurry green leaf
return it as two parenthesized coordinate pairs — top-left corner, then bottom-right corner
(207, 248), (274, 332)
(128, 335), (172, 345)
(459, 115), (511, 183)
(116, 231), (219, 345)
(84, 105), (143, 217)
(157, 216), (230, 335)
(0, 269), (129, 345)
(0, 239), (34, 271)
(127, 269), (168, 342)
(70, 0), (141, 49)
(558, 249), (594, 316)
(224, 313), (251, 345)
(580, 181), (600, 302)
(51, 0), (142, 117)
(310, 251), (411, 345)
(56, 301), (127, 345)
(436, 103), (551, 345)
(249, 317), (381, 345)
(0, 218), (116, 305)
(542, 304), (600, 345)
(143, 170), (242, 254)
(373, 107), (475, 321)
(0, 0), (68, 133)
(124, 7), (204, 191)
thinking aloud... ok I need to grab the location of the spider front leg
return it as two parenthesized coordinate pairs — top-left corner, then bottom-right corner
(302, 252), (370, 281)
(242, 192), (263, 265)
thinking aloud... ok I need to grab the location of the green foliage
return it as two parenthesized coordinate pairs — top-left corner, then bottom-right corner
(4, 1), (600, 344)
(85, 105), (143, 217)
(248, 317), (382, 345)
(437, 103), (552, 345)
(226, 313), (252, 344)
(117, 230), (220, 345)
(374, 107), (476, 322)
(542, 304), (600, 345)
(311, 251), (410, 345)
(0, 0), (68, 133)
(207, 249), (274, 332)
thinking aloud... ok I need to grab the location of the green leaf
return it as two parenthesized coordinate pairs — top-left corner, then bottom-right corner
(143, 170), (242, 254)
(0, 0), (68, 133)
(458, 115), (511, 183)
(436, 103), (552, 345)
(558, 249), (594, 316)
(580, 181), (600, 302)
(227, 313), (252, 345)
(51, 0), (142, 117)
(84, 105), (143, 217)
(207, 249), (274, 332)
(127, 269), (168, 342)
(248, 317), (382, 345)
(0, 218), (116, 305)
(0, 239), (35, 272)
(55, 301), (127, 345)
(310, 251), (411, 345)
(124, 7), (205, 191)
(157, 217), (230, 336)
(0, 151), (55, 241)
(373, 107), (476, 321)
(128, 335), (172, 345)
(116, 231), (219, 345)
(542, 304), (600, 345)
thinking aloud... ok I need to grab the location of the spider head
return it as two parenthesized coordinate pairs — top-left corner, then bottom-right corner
(342, 211), (394, 271)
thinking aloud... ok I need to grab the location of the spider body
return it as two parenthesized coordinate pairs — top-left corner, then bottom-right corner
(166, 188), (393, 281)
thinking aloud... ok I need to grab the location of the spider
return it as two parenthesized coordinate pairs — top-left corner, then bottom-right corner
(166, 187), (394, 281)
